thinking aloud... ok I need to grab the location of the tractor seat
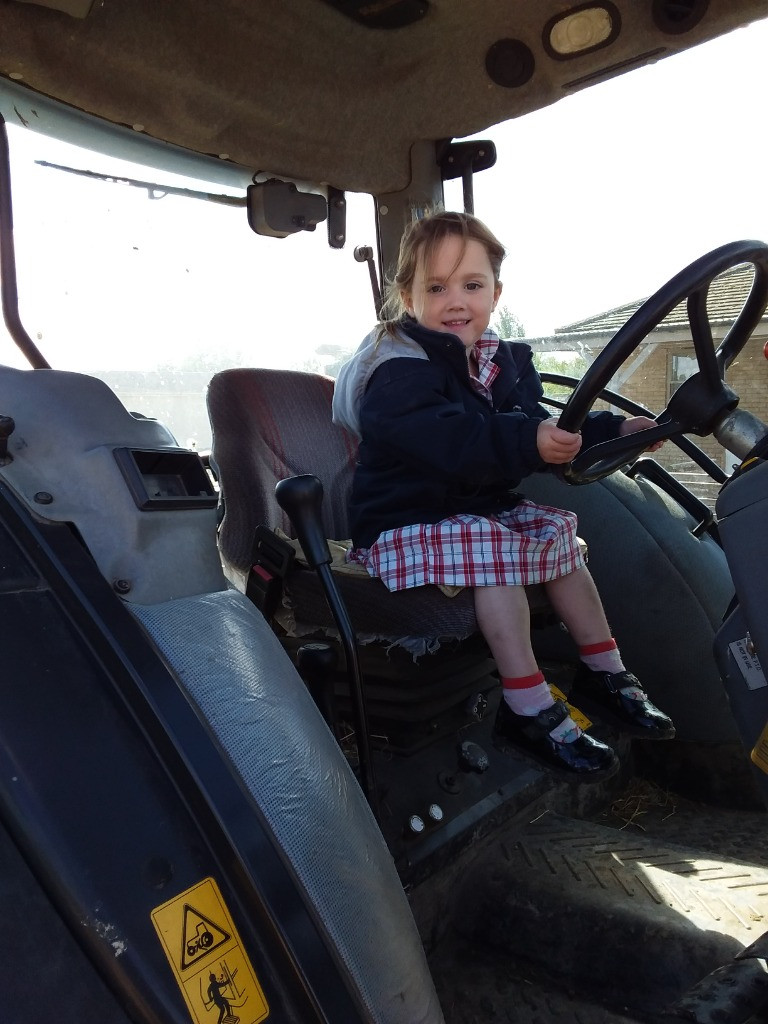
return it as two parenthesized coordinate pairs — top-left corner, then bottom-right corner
(206, 367), (557, 650)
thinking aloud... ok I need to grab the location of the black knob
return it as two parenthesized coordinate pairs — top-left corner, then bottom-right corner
(457, 740), (489, 774)
(297, 642), (337, 680)
(275, 475), (332, 568)
(296, 643), (337, 726)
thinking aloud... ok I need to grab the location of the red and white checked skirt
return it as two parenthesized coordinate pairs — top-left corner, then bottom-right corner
(349, 500), (585, 592)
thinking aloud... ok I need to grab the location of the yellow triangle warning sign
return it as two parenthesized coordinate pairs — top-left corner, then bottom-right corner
(180, 904), (231, 971)
(152, 877), (269, 1024)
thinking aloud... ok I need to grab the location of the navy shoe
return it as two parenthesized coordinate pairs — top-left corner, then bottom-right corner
(494, 698), (619, 777)
(572, 665), (675, 740)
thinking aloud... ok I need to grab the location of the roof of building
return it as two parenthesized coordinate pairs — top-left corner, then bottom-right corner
(555, 263), (763, 335)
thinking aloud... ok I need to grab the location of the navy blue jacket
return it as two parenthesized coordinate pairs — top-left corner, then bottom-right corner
(347, 319), (624, 548)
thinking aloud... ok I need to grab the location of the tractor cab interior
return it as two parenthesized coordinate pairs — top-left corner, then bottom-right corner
(4, 2), (768, 1023)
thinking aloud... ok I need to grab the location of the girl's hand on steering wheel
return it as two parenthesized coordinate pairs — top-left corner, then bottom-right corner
(620, 416), (665, 452)
(537, 419), (583, 464)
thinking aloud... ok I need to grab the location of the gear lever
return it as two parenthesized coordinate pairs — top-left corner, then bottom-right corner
(275, 474), (379, 818)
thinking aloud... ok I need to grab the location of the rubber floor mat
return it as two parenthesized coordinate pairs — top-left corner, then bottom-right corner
(430, 944), (645, 1024)
(449, 811), (768, 1016)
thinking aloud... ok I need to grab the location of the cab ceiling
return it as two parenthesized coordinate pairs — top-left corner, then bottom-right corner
(1, 0), (766, 194)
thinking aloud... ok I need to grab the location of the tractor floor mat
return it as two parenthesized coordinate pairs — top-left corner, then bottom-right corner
(447, 810), (768, 1018)
(429, 933), (648, 1023)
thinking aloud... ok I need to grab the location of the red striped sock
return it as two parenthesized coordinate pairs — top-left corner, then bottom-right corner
(579, 639), (624, 674)
(501, 672), (581, 741)
(501, 671), (554, 716)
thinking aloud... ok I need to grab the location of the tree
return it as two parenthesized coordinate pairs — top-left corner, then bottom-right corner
(489, 301), (528, 337)
(534, 352), (589, 398)
(491, 304), (525, 338)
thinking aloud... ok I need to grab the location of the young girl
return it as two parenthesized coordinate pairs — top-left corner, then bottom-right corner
(332, 211), (674, 777)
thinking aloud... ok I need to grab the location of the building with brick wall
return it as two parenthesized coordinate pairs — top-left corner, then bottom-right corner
(530, 264), (768, 487)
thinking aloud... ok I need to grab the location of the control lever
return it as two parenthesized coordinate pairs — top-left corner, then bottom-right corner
(275, 474), (379, 818)
(275, 474), (333, 570)
(0, 415), (14, 465)
(354, 246), (383, 319)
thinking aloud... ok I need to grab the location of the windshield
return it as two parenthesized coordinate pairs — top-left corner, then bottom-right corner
(4, 129), (378, 449)
(3, 18), (767, 473)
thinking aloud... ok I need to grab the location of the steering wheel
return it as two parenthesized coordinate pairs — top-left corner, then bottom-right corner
(558, 240), (768, 484)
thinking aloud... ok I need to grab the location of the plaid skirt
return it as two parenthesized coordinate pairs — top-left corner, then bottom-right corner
(349, 500), (585, 592)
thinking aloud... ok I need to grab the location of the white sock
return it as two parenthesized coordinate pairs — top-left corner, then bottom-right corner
(580, 649), (625, 674)
(503, 683), (582, 743)
(503, 681), (553, 716)
(581, 649), (646, 700)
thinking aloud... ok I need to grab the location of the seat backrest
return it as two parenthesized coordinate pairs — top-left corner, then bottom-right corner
(207, 367), (359, 573)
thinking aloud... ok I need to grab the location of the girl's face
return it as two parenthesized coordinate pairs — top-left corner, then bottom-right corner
(402, 235), (502, 350)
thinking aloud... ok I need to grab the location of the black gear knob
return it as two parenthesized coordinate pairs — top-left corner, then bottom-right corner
(275, 474), (332, 569)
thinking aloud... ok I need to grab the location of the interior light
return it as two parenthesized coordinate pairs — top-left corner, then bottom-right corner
(544, 4), (620, 60)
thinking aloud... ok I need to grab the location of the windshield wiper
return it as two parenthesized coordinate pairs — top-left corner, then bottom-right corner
(36, 161), (246, 206)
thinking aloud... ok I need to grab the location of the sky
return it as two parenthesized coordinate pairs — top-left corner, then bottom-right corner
(3, 15), (768, 375)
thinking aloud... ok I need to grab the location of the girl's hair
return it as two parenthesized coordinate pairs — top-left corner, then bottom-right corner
(378, 210), (506, 329)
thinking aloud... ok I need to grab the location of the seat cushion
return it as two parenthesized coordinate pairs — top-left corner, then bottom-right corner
(278, 565), (553, 646)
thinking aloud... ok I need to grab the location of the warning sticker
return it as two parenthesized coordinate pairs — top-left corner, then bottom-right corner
(549, 684), (591, 730)
(729, 636), (767, 690)
(751, 723), (768, 775)
(151, 877), (269, 1024)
